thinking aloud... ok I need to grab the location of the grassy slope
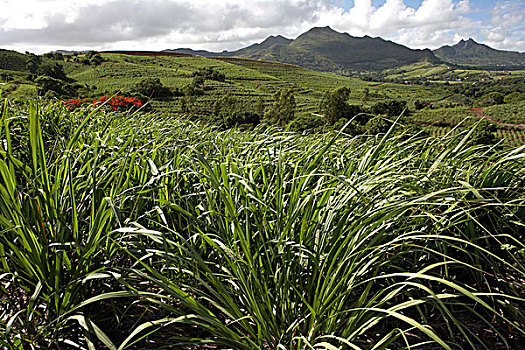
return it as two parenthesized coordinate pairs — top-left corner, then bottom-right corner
(382, 61), (525, 82)
(2, 52), (523, 145)
(63, 53), (451, 114)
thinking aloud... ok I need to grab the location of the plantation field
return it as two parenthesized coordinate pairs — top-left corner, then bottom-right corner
(1, 51), (524, 146)
(381, 61), (525, 82)
(59, 53), (452, 114)
(411, 107), (474, 126)
(427, 124), (525, 147)
(483, 101), (525, 125)
(1, 99), (524, 349)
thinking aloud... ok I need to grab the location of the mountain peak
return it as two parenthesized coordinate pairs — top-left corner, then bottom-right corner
(312, 26), (336, 32)
(458, 38), (480, 48)
(247, 34), (292, 50)
(434, 37), (525, 68)
(294, 26), (347, 43)
(460, 38), (477, 44)
(301, 26), (340, 36)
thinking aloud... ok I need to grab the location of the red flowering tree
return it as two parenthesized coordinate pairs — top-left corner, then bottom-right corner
(62, 95), (143, 112)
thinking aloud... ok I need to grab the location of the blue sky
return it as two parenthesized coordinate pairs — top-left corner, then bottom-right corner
(338, 0), (503, 22)
(0, 0), (523, 54)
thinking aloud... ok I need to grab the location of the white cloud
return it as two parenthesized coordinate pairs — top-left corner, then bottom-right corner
(318, 0), (481, 49)
(0, 0), (523, 54)
(482, 1), (525, 52)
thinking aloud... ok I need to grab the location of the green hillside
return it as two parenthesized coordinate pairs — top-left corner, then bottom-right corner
(168, 26), (441, 73)
(58, 52), (450, 114)
(0, 49), (28, 71)
(434, 38), (525, 69)
(1, 50), (524, 146)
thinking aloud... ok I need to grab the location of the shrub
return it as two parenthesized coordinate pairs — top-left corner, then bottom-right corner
(470, 119), (497, 145)
(264, 87), (296, 126)
(192, 67), (226, 82)
(131, 78), (173, 99)
(371, 99), (408, 117)
(477, 92), (504, 107)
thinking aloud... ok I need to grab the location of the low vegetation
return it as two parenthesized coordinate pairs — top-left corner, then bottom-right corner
(0, 99), (524, 349)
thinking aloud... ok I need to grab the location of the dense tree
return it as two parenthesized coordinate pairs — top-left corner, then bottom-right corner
(365, 115), (391, 134)
(320, 87), (351, 125)
(192, 75), (205, 88)
(26, 54), (42, 74)
(213, 93), (237, 115)
(477, 92), (504, 106)
(504, 91), (525, 103)
(265, 87), (296, 126)
(35, 76), (77, 97)
(319, 87), (367, 125)
(181, 83), (204, 97)
(470, 120), (497, 145)
(131, 78), (173, 99)
(43, 52), (64, 61)
(0, 72), (13, 82)
(192, 67), (225, 82)
(414, 99), (430, 110)
(84, 51), (104, 66)
(371, 100), (407, 117)
(221, 111), (260, 129)
(37, 62), (69, 81)
(254, 96), (266, 116)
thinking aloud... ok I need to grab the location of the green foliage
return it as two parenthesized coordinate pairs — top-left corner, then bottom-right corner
(504, 91), (525, 103)
(470, 119), (497, 145)
(288, 113), (326, 133)
(213, 92), (237, 115)
(365, 114), (392, 134)
(212, 111), (261, 129)
(130, 77), (175, 99)
(181, 82), (204, 96)
(43, 52), (65, 61)
(319, 86), (351, 124)
(264, 87), (296, 125)
(37, 61), (69, 81)
(414, 99), (430, 110)
(192, 74), (205, 88)
(25, 53), (42, 74)
(192, 67), (226, 82)
(85, 51), (103, 66)
(477, 91), (504, 106)
(483, 100), (525, 124)
(332, 117), (364, 135)
(0, 99), (524, 349)
(0, 49), (28, 71)
(35, 76), (78, 97)
(0, 72), (13, 82)
(371, 99), (407, 117)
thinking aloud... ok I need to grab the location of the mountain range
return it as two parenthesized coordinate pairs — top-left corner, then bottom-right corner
(167, 26), (525, 72)
(433, 38), (525, 68)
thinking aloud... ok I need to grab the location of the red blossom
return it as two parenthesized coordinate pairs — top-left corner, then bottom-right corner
(63, 95), (142, 112)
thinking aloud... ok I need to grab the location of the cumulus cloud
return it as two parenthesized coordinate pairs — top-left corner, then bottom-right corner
(482, 1), (525, 52)
(0, 0), (332, 52)
(0, 0), (523, 53)
(319, 0), (479, 49)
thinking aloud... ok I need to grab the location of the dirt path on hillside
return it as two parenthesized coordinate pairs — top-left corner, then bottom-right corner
(470, 107), (525, 128)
